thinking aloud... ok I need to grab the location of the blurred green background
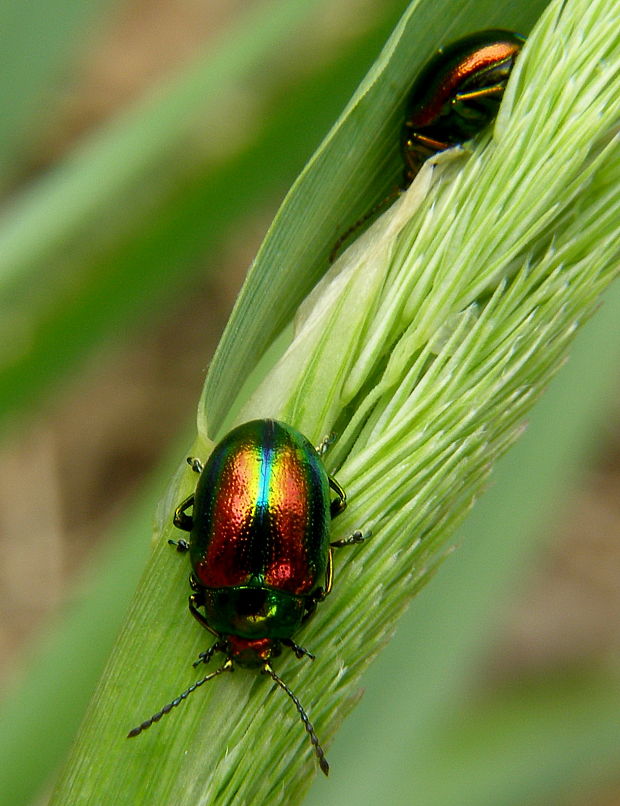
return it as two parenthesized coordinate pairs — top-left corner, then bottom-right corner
(0, 1), (619, 804)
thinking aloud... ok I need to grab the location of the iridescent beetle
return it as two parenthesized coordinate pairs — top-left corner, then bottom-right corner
(128, 419), (366, 775)
(330, 29), (525, 260)
(402, 29), (525, 183)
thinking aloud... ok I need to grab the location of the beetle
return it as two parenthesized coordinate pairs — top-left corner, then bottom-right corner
(402, 29), (525, 183)
(128, 419), (365, 775)
(330, 30), (525, 261)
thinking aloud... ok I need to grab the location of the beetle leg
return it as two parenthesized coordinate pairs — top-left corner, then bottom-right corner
(173, 494), (194, 531)
(328, 476), (347, 518)
(192, 641), (226, 668)
(301, 599), (318, 623)
(188, 593), (220, 638)
(314, 433), (335, 457)
(453, 82), (506, 104)
(407, 132), (450, 152)
(330, 529), (366, 548)
(168, 537), (189, 552)
(282, 639), (315, 661)
(319, 533), (367, 602)
(186, 456), (204, 474)
(323, 549), (334, 597)
(321, 531), (367, 599)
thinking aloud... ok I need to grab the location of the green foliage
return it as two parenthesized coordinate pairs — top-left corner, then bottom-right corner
(0, 0), (400, 430)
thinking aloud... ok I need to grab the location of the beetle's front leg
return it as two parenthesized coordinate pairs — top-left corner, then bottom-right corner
(192, 641), (226, 668)
(188, 591), (220, 639)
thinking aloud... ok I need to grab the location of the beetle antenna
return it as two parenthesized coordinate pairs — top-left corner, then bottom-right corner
(127, 659), (233, 738)
(329, 189), (400, 263)
(263, 663), (329, 776)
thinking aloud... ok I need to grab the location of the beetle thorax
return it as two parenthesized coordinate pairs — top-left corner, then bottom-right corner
(201, 586), (308, 639)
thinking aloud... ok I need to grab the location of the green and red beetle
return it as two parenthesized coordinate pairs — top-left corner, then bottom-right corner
(330, 29), (525, 261)
(402, 29), (525, 183)
(128, 419), (365, 775)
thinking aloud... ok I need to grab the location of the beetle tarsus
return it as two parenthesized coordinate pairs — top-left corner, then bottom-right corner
(168, 538), (190, 552)
(282, 638), (315, 661)
(192, 643), (222, 668)
(187, 456), (204, 474)
(330, 529), (367, 548)
(314, 433), (335, 456)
